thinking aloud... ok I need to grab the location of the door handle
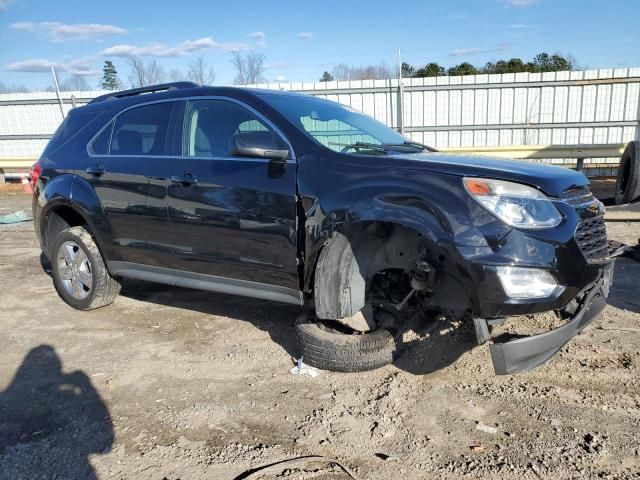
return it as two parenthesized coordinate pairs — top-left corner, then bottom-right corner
(170, 173), (198, 186)
(86, 164), (106, 176)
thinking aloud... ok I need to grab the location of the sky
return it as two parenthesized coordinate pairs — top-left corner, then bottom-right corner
(0, 0), (638, 90)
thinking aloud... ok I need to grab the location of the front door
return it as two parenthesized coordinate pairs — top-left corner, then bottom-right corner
(166, 98), (299, 292)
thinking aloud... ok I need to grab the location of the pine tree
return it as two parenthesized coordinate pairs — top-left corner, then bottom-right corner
(319, 71), (334, 82)
(101, 61), (120, 90)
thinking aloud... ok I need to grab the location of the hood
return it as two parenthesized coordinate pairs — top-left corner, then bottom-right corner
(386, 152), (588, 197)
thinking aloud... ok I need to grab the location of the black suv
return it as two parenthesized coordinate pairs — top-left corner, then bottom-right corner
(32, 82), (613, 374)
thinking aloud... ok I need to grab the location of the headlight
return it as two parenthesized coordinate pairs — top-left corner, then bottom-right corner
(463, 177), (562, 229)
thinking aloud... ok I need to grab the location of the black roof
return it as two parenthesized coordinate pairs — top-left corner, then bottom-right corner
(79, 82), (304, 114)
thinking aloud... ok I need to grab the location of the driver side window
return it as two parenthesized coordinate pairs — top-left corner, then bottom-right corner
(183, 99), (276, 158)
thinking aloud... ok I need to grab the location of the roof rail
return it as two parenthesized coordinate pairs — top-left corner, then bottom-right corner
(89, 82), (199, 104)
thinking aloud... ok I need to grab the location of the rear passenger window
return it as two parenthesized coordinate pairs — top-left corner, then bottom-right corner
(111, 102), (173, 156)
(184, 100), (276, 158)
(90, 122), (112, 155)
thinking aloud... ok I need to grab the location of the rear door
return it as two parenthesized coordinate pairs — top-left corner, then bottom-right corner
(166, 97), (299, 291)
(83, 101), (177, 267)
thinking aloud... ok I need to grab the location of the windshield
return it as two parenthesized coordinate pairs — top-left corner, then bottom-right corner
(257, 92), (410, 154)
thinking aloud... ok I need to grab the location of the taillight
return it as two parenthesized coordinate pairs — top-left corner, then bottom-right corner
(30, 162), (42, 190)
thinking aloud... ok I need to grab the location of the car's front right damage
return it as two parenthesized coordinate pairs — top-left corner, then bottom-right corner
(302, 156), (614, 375)
(455, 181), (614, 374)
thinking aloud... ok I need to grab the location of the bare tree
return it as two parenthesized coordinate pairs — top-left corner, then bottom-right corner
(0, 82), (29, 93)
(168, 68), (188, 82)
(331, 62), (393, 81)
(127, 57), (166, 87)
(58, 75), (91, 91)
(231, 51), (266, 85)
(188, 56), (216, 85)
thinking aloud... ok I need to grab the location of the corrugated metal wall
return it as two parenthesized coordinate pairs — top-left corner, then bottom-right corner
(1, 68), (639, 166)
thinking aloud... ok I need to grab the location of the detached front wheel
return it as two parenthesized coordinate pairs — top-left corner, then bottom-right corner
(295, 311), (398, 372)
(51, 226), (121, 310)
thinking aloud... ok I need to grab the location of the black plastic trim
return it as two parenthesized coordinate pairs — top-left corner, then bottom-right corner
(108, 261), (304, 306)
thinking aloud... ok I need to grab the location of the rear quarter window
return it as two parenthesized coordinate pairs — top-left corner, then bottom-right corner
(42, 110), (99, 157)
(90, 122), (112, 155)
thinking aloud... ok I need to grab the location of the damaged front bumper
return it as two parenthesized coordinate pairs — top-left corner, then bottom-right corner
(480, 262), (614, 375)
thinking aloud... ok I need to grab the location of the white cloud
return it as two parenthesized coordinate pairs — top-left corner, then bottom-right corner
(7, 58), (99, 76)
(275, 75), (287, 82)
(10, 21), (127, 42)
(508, 23), (529, 28)
(250, 31), (266, 48)
(500, 0), (540, 6)
(450, 44), (510, 56)
(298, 32), (313, 41)
(0, 0), (14, 10)
(100, 37), (247, 57)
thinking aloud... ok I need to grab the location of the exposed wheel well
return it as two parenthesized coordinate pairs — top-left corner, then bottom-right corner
(312, 221), (474, 322)
(312, 222), (432, 319)
(307, 221), (428, 286)
(44, 206), (86, 256)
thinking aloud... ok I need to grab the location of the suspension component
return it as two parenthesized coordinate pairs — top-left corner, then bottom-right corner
(410, 260), (435, 292)
(393, 260), (435, 311)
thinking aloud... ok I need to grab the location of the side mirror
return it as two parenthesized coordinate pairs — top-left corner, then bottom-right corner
(229, 132), (289, 161)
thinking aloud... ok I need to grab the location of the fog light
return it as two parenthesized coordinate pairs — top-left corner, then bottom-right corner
(496, 267), (562, 299)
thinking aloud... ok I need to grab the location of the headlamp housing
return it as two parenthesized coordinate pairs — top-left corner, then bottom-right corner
(463, 177), (562, 229)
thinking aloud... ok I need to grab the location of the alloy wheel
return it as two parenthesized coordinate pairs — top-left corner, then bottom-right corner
(56, 241), (93, 300)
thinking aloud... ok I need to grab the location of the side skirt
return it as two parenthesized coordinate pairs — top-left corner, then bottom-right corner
(108, 261), (304, 306)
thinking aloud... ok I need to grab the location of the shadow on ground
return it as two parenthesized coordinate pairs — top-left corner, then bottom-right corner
(122, 279), (304, 360)
(607, 259), (640, 314)
(0, 345), (113, 479)
(121, 279), (476, 376)
(394, 317), (477, 375)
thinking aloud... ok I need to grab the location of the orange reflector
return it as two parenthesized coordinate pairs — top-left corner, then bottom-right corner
(464, 179), (491, 196)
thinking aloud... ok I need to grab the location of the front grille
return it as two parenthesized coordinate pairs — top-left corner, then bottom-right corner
(575, 216), (609, 263)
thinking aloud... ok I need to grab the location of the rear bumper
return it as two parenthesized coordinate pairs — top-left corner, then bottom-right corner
(486, 261), (613, 375)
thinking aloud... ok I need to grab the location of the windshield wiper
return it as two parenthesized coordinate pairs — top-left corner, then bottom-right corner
(382, 141), (439, 152)
(328, 141), (388, 154)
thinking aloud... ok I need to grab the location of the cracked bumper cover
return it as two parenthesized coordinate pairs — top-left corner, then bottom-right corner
(488, 262), (614, 375)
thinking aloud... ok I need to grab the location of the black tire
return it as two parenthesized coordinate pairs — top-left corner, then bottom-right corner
(51, 226), (121, 310)
(295, 311), (397, 372)
(615, 141), (640, 205)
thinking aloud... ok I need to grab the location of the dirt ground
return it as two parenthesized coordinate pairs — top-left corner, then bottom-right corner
(1, 189), (639, 480)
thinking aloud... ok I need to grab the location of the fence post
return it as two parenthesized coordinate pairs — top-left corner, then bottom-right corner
(397, 49), (404, 134)
(50, 66), (65, 120)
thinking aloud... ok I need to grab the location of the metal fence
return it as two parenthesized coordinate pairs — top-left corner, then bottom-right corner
(1, 67), (639, 176)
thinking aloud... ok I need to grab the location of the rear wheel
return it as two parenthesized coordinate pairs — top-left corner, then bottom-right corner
(51, 226), (120, 310)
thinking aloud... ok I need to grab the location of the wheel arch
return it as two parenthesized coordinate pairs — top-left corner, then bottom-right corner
(41, 174), (110, 259)
(302, 183), (483, 320)
(310, 214), (458, 320)
(302, 193), (454, 294)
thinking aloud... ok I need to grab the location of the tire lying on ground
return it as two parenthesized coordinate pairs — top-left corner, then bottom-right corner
(295, 311), (398, 372)
(615, 141), (640, 205)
